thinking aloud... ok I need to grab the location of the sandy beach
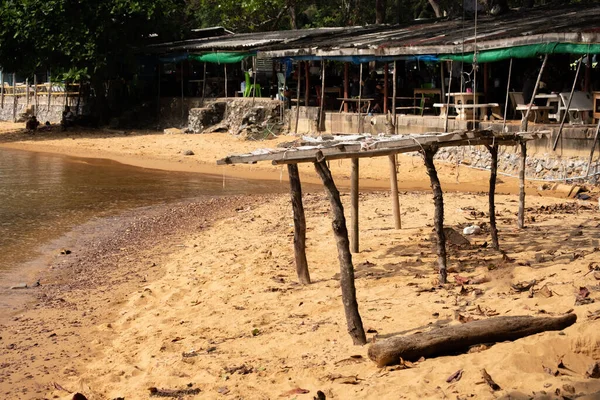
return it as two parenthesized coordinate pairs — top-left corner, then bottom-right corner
(1, 122), (600, 399)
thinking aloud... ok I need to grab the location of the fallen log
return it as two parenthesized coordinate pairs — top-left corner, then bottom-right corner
(368, 313), (577, 367)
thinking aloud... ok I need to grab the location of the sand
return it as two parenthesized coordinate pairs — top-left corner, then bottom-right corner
(1, 122), (600, 399)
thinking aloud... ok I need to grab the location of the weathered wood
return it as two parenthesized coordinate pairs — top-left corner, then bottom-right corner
(319, 61), (325, 132)
(304, 61), (309, 106)
(389, 154), (401, 229)
(34, 74), (38, 115)
(12, 73), (17, 123)
(444, 60), (452, 133)
(344, 62), (349, 113)
(553, 57), (582, 151)
(295, 62), (301, 134)
(252, 56), (258, 106)
(486, 144), (499, 250)
(0, 69), (4, 108)
(287, 164), (311, 285)
(521, 54), (548, 132)
(47, 70), (51, 111)
(368, 313), (577, 366)
(25, 78), (29, 105)
(201, 62), (207, 105)
(518, 140), (527, 229)
(358, 63), (363, 134)
(423, 146), (447, 284)
(350, 158), (359, 253)
(502, 58), (513, 132)
(224, 64), (228, 99)
(314, 155), (366, 345)
(585, 118), (600, 178)
(383, 63), (389, 114)
(181, 60), (185, 121)
(392, 61), (397, 134)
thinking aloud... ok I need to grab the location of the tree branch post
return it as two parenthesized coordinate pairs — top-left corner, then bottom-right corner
(486, 144), (499, 250)
(350, 158), (359, 253)
(517, 140), (527, 229)
(287, 164), (311, 284)
(423, 146), (447, 284)
(389, 154), (401, 229)
(314, 154), (367, 345)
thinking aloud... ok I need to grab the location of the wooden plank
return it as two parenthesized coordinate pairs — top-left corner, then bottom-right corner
(288, 164), (311, 284)
(389, 155), (401, 229)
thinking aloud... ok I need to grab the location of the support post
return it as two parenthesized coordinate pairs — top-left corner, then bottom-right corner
(181, 61), (185, 122)
(287, 164), (311, 284)
(350, 158), (359, 253)
(34, 74), (38, 116)
(76, 80), (82, 115)
(344, 62), (349, 113)
(440, 61), (445, 105)
(389, 154), (401, 229)
(392, 61), (397, 134)
(423, 147), (447, 284)
(358, 63), (363, 134)
(1, 69), (4, 108)
(157, 63), (161, 127)
(201, 62), (207, 105)
(517, 141), (527, 229)
(486, 144), (499, 250)
(314, 154), (367, 346)
(252, 56), (258, 105)
(553, 57), (583, 151)
(319, 60), (326, 132)
(502, 58), (513, 133)
(304, 61), (310, 106)
(224, 64), (228, 98)
(383, 63), (389, 114)
(444, 60), (453, 133)
(47, 70), (51, 111)
(521, 54), (548, 132)
(585, 118), (600, 178)
(295, 62), (301, 134)
(26, 78), (29, 106)
(12, 73), (17, 123)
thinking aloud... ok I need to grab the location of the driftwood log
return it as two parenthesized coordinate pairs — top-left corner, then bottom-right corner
(368, 314), (577, 367)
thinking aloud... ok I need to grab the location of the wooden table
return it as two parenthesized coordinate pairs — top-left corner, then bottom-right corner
(516, 105), (554, 123)
(338, 98), (375, 113)
(446, 92), (483, 119)
(413, 88), (442, 115)
(535, 93), (562, 121)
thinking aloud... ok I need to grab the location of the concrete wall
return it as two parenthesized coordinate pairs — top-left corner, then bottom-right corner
(0, 96), (85, 123)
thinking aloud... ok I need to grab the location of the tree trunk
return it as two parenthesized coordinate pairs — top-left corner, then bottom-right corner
(486, 144), (499, 250)
(376, 0), (387, 23)
(368, 313), (577, 367)
(314, 156), (367, 345)
(287, 0), (298, 29)
(288, 164), (311, 284)
(350, 158), (359, 253)
(423, 147), (447, 284)
(428, 0), (443, 18)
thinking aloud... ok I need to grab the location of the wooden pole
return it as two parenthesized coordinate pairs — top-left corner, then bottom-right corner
(252, 56), (258, 105)
(350, 158), (359, 253)
(383, 63), (389, 114)
(517, 140), (527, 229)
(1, 69), (4, 109)
(157, 63), (161, 127)
(392, 61), (397, 134)
(201, 62), (207, 106)
(313, 154), (367, 345)
(287, 164), (311, 284)
(76, 80), (82, 115)
(521, 54), (548, 132)
(181, 60), (185, 122)
(344, 62), (349, 113)
(295, 62), (301, 134)
(304, 61), (310, 106)
(444, 60), (453, 133)
(319, 60), (326, 132)
(34, 74), (38, 116)
(584, 118), (600, 178)
(423, 146), (447, 284)
(585, 53), (591, 93)
(486, 144), (499, 250)
(483, 63), (489, 103)
(358, 63), (363, 134)
(12, 73), (17, 123)
(553, 57), (583, 151)
(502, 58), (513, 133)
(47, 70), (51, 111)
(224, 64), (228, 98)
(25, 78), (29, 106)
(440, 61), (445, 105)
(389, 154), (401, 229)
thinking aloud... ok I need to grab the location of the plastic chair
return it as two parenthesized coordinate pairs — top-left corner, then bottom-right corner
(276, 72), (286, 100)
(243, 71), (261, 97)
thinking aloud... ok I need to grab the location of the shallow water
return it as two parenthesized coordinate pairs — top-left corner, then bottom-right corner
(0, 147), (291, 279)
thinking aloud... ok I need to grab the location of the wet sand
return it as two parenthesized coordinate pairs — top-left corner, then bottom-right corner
(1, 123), (600, 399)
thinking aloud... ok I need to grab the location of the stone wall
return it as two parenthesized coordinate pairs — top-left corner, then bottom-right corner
(0, 96), (85, 123)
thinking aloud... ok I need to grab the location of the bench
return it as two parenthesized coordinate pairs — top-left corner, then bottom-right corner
(516, 105), (554, 123)
(435, 103), (500, 120)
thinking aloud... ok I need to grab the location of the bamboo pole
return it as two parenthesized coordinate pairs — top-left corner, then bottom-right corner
(76, 80), (82, 115)
(304, 61), (309, 106)
(389, 154), (401, 229)
(358, 64), (363, 134)
(521, 54), (548, 132)
(34, 74), (38, 116)
(201, 62), (207, 106)
(383, 63), (389, 114)
(313, 154), (366, 346)
(502, 59), (513, 133)
(295, 62), (301, 134)
(288, 163), (311, 284)
(181, 60), (185, 123)
(224, 64), (228, 98)
(47, 70), (51, 111)
(423, 146), (447, 284)
(584, 118), (600, 178)
(12, 73), (17, 122)
(344, 62), (349, 113)
(252, 56), (258, 105)
(444, 61), (453, 133)
(553, 57), (583, 151)
(486, 144), (499, 250)
(350, 158), (359, 253)
(392, 61), (397, 135)
(26, 78), (29, 106)
(517, 141), (527, 229)
(319, 60), (325, 132)
(157, 63), (161, 127)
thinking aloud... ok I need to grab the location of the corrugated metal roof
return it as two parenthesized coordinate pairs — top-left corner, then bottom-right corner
(152, 4), (600, 58)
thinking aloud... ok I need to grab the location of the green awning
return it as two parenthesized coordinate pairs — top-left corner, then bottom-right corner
(442, 43), (600, 63)
(188, 52), (255, 64)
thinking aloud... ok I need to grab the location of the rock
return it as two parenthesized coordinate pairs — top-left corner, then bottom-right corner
(188, 102), (227, 133)
(586, 361), (600, 378)
(463, 225), (481, 235)
(183, 150), (195, 156)
(164, 128), (183, 135)
(10, 283), (28, 290)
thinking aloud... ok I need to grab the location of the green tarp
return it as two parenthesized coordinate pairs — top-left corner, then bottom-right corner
(188, 52), (254, 64)
(442, 43), (600, 63)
